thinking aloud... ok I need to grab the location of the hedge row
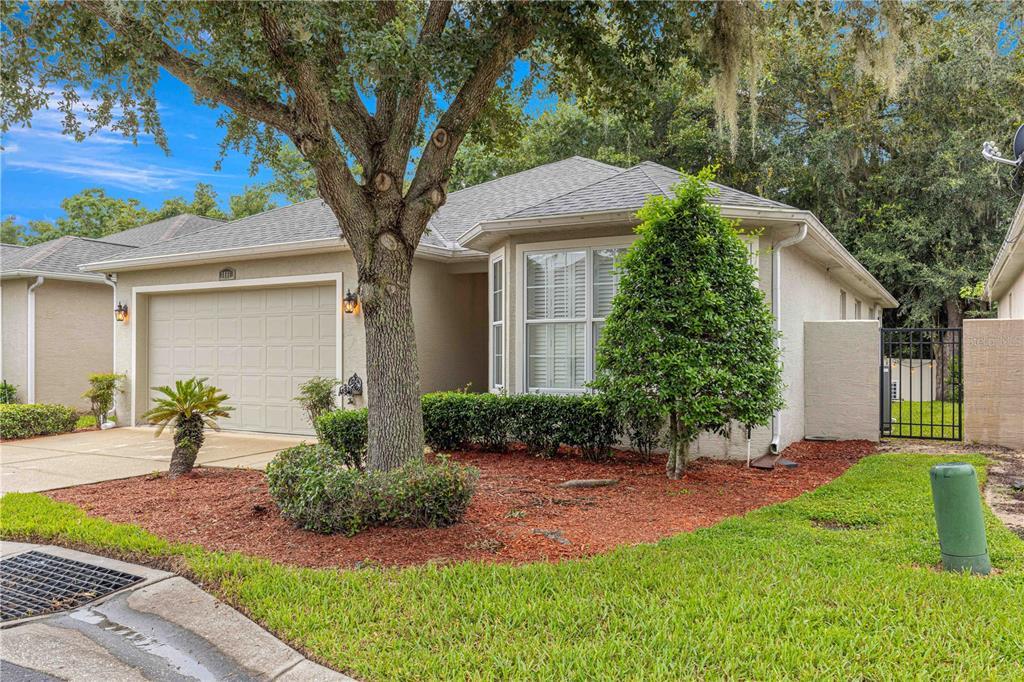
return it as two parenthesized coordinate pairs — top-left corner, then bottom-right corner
(317, 392), (625, 462)
(266, 444), (478, 535)
(0, 404), (78, 440)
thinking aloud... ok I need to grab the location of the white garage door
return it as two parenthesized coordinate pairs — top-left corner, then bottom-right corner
(148, 284), (337, 435)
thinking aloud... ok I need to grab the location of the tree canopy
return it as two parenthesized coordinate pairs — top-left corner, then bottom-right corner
(592, 169), (783, 479)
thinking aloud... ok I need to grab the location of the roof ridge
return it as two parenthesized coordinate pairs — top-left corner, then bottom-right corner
(503, 163), (633, 219)
(160, 214), (192, 242)
(19, 236), (71, 267)
(570, 155), (624, 172)
(74, 236), (140, 248)
(632, 162), (674, 196)
(448, 156), (619, 198)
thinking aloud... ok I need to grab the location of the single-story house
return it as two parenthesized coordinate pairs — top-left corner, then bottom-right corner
(986, 195), (1024, 318)
(0, 215), (222, 408)
(79, 157), (897, 456)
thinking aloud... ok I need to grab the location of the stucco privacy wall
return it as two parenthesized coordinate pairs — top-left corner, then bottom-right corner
(35, 280), (114, 409)
(112, 251), (486, 425)
(804, 320), (880, 441)
(963, 318), (1024, 448)
(1, 280), (29, 401)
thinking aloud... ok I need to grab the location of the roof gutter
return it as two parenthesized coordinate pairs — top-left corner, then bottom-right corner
(1, 269), (106, 284)
(26, 276), (44, 403)
(80, 237), (346, 273)
(985, 198), (1024, 301)
(769, 225), (808, 456)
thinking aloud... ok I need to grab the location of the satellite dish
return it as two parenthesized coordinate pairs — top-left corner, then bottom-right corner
(1013, 124), (1024, 162)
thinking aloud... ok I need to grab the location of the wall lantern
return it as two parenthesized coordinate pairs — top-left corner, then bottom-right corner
(114, 302), (129, 322)
(342, 289), (359, 315)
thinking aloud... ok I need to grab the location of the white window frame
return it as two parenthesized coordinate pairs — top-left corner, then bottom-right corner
(517, 236), (633, 394)
(840, 290), (847, 320)
(488, 249), (506, 392)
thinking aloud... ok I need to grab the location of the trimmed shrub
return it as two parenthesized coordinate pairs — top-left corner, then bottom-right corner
(295, 376), (341, 434)
(83, 372), (124, 424)
(0, 404), (77, 440)
(321, 393), (620, 459)
(316, 408), (368, 470)
(422, 391), (479, 451)
(0, 380), (18, 404)
(266, 444), (478, 536)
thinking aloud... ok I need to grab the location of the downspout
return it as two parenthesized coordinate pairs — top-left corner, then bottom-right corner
(103, 274), (118, 424)
(769, 223), (808, 455)
(26, 276), (44, 403)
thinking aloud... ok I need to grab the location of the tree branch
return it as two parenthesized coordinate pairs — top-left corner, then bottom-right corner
(79, 1), (296, 135)
(377, 0), (453, 176)
(403, 12), (537, 236)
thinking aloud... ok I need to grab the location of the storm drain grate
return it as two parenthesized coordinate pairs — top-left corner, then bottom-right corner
(1, 550), (143, 621)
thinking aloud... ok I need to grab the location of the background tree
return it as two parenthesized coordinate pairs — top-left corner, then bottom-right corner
(592, 169), (783, 479)
(2, 0), (695, 471)
(1, 216), (26, 245)
(22, 188), (153, 244)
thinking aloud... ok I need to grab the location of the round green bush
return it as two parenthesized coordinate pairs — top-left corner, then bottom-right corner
(266, 444), (478, 536)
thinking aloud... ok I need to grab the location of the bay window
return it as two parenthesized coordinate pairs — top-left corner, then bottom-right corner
(524, 245), (626, 392)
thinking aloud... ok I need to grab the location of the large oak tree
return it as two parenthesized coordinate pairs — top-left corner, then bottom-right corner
(2, 0), (695, 470)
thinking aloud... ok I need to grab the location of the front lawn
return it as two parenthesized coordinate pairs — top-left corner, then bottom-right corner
(888, 400), (961, 439)
(2, 453), (1022, 680)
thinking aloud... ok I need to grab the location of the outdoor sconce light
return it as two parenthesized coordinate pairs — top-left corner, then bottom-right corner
(342, 289), (359, 314)
(114, 302), (129, 322)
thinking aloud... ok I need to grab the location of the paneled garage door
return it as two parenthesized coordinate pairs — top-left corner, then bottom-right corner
(148, 285), (337, 435)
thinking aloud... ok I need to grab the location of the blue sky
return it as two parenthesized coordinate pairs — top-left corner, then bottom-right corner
(1, 75), (278, 225)
(1, 61), (553, 226)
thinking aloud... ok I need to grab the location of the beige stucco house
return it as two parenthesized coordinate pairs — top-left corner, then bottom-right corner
(986, 195), (1024, 318)
(0, 215), (222, 409)
(77, 158), (896, 455)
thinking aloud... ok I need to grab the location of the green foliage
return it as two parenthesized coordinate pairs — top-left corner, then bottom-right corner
(267, 445), (478, 536)
(322, 393), (620, 461)
(294, 376), (341, 434)
(314, 408), (367, 471)
(1, 216), (26, 244)
(0, 404), (77, 440)
(592, 169), (783, 478)
(4, 454), (1023, 680)
(75, 414), (97, 430)
(142, 377), (232, 438)
(21, 189), (154, 245)
(143, 377), (232, 476)
(82, 372), (124, 424)
(0, 380), (18, 404)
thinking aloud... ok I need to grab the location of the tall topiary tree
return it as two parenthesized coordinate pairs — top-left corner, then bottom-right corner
(592, 168), (783, 479)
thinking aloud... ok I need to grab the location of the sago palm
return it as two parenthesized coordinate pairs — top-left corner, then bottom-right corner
(143, 377), (232, 477)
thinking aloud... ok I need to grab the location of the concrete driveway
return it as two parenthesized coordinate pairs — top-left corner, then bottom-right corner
(0, 428), (308, 494)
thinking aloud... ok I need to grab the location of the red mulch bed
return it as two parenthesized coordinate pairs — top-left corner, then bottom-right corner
(47, 440), (875, 568)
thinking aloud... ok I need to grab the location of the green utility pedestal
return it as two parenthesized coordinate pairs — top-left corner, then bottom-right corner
(929, 462), (991, 575)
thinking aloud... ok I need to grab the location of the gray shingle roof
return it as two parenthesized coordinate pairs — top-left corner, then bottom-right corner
(83, 156), (791, 269)
(87, 156), (622, 266)
(1, 236), (135, 279)
(98, 214), (224, 247)
(1, 243), (28, 270)
(508, 161), (791, 220)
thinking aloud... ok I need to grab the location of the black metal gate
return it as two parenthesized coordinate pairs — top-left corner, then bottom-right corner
(880, 328), (963, 440)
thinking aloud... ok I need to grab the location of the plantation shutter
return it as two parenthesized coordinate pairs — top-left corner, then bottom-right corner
(526, 251), (586, 390)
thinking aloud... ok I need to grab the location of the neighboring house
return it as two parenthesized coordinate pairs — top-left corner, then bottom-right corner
(81, 157), (897, 455)
(0, 215), (222, 408)
(986, 196), (1024, 318)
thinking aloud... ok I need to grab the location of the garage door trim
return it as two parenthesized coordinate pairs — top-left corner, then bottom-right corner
(130, 273), (343, 429)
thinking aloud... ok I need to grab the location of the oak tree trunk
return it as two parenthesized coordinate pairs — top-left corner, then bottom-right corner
(666, 411), (689, 480)
(934, 297), (964, 403)
(360, 264), (425, 472)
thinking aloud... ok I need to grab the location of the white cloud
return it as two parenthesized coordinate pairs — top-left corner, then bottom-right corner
(4, 156), (214, 192)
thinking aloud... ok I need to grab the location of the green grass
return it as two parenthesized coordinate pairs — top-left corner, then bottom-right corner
(3, 453), (1022, 680)
(75, 414), (97, 430)
(888, 400), (961, 439)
